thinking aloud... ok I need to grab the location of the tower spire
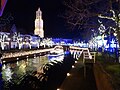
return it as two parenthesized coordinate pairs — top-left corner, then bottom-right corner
(34, 7), (44, 38)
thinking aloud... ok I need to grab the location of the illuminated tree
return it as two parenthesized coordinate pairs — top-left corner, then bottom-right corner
(88, 20), (106, 52)
(98, 20), (106, 35)
(0, 33), (8, 50)
(98, 1), (120, 46)
(98, 20), (106, 52)
(40, 38), (54, 48)
(63, 0), (120, 42)
(16, 32), (23, 49)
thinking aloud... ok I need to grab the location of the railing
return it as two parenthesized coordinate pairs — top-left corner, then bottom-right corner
(83, 51), (96, 63)
(70, 46), (96, 63)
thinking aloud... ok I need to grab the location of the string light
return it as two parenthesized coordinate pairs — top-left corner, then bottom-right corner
(98, 9), (120, 32)
(72, 65), (75, 68)
(75, 61), (77, 63)
(67, 73), (71, 76)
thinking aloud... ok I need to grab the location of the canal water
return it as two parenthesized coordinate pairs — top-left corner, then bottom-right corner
(1, 55), (49, 88)
(1, 52), (97, 90)
(1, 53), (64, 89)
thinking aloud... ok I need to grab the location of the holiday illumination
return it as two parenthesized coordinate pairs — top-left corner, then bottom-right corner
(98, 9), (120, 45)
(98, 19), (106, 35)
(34, 8), (44, 38)
(0, 0), (8, 16)
(88, 18), (119, 52)
(98, 10), (118, 22)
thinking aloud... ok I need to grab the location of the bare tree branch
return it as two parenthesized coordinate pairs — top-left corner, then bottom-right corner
(98, 9), (116, 21)
(63, 0), (111, 30)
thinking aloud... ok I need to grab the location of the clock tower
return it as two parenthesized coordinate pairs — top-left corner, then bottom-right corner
(34, 8), (44, 38)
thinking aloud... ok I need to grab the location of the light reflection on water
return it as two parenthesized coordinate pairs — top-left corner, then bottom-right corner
(2, 55), (48, 83)
(2, 54), (64, 84)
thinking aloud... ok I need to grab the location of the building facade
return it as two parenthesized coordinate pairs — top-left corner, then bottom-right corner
(34, 8), (44, 38)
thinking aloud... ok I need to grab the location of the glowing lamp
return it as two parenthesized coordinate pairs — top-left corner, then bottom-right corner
(72, 65), (75, 68)
(75, 61), (77, 63)
(67, 73), (70, 76)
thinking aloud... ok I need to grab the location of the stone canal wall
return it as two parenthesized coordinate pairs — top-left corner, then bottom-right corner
(93, 62), (113, 90)
(1, 48), (54, 63)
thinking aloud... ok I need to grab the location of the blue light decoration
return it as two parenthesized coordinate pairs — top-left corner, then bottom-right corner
(0, 0), (8, 16)
(48, 54), (64, 61)
(64, 50), (71, 56)
(95, 26), (119, 53)
(105, 36), (119, 53)
(104, 28), (119, 53)
(63, 46), (71, 57)
(96, 35), (119, 53)
(52, 38), (73, 45)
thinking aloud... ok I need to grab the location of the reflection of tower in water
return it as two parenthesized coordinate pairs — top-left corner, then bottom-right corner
(4, 66), (13, 81)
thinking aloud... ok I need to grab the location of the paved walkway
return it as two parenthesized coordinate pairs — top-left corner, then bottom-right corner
(59, 60), (97, 90)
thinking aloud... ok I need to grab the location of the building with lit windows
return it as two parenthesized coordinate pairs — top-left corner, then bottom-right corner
(34, 8), (44, 38)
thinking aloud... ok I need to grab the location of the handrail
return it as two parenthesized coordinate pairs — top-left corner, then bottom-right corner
(83, 51), (96, 63)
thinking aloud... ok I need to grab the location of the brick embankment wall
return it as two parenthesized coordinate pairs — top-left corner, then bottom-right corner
(93, 62), (114, 90)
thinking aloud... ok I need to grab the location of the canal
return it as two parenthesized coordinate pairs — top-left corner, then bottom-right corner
(1, 55), (50, 88)
(1, 51), (97, 90)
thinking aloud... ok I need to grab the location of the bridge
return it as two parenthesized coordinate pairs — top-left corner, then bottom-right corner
(54, 45), (96, 63)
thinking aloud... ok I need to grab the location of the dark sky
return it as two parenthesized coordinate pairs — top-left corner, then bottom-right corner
(2, 0), (80, 39)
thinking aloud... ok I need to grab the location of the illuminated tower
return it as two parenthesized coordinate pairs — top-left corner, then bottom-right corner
(34, 8), (44, 38)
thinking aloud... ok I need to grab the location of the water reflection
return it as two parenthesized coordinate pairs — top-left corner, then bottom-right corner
(4, 66), (13, 81)
(2, 54), (65, 86)
(2, 55), (49, 84)
(48, 54), (64, 61)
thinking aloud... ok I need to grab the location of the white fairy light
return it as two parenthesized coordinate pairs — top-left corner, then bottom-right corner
(67, 73), (71, 76)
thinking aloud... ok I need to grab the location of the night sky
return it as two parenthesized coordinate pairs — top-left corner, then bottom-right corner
(2, 0), (80, 39)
